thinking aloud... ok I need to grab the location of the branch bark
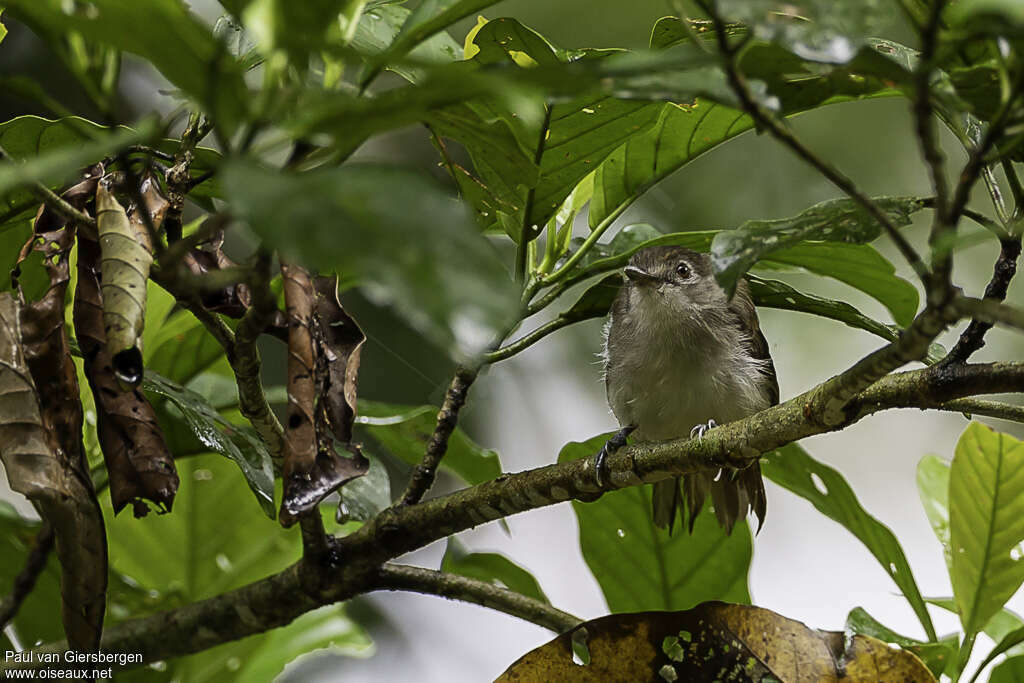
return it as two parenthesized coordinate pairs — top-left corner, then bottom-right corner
(8, 360), (1024, 670)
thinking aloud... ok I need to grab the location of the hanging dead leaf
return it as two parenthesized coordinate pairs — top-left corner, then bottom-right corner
(279, 263), (367, 527)
(96, 175), (159, 387)
(313, 275), (364, 444)
(497, 602), (936, 682)
(74, 230), (178, 518)
(0, 293), (106, 652)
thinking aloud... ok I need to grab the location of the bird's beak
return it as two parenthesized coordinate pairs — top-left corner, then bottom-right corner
(624, 265), (660, 286)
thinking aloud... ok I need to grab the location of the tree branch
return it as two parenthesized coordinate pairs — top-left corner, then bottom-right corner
(399, 366), (479, 505)
(9, 360), (1024, 670)
(942, 237), (1022, 364)
(702, 5), (931, 285)
(372, 564), (582, 634)
(0, 523), (54, 630)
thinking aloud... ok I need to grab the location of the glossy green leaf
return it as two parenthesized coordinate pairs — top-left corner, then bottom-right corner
(356, 400), (501, 487)
(764, 241), (919, 327)
(711, 196), (925, 297)
(761, 443), (936, 640)
(142, 372), (275, 518)
(363, 0), (501, 84)
(748, 276), (944, 364)
(3, 0), (248, 131)
(442, 539), (550, 604)
(918, 455), (952, 572)
(949, 423), (1024, 640)
(337, 450), (392, 522)
(559, 434), (751, 612)
(992, 655), (1024, 683)
(845, 607), (957, 677)
(106, 455), (372, 681)
(927, 598), (1024, 660)
(0, 117), (157, 221)
(589, 35), (910, 231)
(718, 0), (887, 63)
(145, 308), (225, 386)
(222, 161), (519, 359)
(0, 10), (7, 44)
(349, 4), (463, 83)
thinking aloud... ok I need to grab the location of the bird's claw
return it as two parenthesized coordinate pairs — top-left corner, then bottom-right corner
(594, 425), (636, 488)
(689, 419), (718, 441)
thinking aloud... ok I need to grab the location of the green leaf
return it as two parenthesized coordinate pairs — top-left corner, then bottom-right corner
(356, 400), (501, 487)
(747, 275), (945, 363)
(845, 607), (957, 677)
(222, 161), (519, 359)
(918, 455), (952, 572)
(589, 35), (909, 231)
(145, 308), (225, 386)
(349, 4), (464, 83)
(927, 597), (1024, 659)
(0, 117), (158, 219)
(718, 0), (888, 63)
(764, 241), (919, 327)
(107, 456), (372, 682)
(559, 434), (751, 612)
(3, 1), (248, 132)
(710, 196), (925, 297)
(761, 443), (937, 640)
(442, 539), (549, 604)
(337, 450), (391, 522)
(949, 423), (1024, 640)
(142, 371), (275, 518)
(0, 10), (7, 44)
(241, 0), (352, 66)
(991, 654), (1024, 683)
(363, 0), (499, 82)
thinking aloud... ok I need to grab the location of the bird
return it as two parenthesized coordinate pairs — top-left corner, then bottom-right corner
(600, 245), (778, 534)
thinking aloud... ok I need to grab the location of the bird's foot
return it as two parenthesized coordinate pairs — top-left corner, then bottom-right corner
(594, 425), (636, 487)
(689, 419), (718, 441)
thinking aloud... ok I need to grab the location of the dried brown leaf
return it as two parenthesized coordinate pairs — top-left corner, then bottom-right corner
(279, 264), (366, 527)
(498, 602), (936, 682)
(0, 293), (106, 652)
(313, 275), (364, 444)
(74, 229), (178, 518)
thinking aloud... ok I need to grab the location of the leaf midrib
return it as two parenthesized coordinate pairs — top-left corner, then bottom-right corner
(966, 433), (1003, 636)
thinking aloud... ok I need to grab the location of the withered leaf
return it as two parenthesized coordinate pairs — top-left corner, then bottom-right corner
(74, 231), (178, 518)
(0, 293), (106, 652)
(96, 176), (159, 388)
(313, 275), (364, 444)
(279, 264), (366, 527)
(498, 602), (936, 682)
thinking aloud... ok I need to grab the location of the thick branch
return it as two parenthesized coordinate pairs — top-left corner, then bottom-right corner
(372, 564), (581, 634)
(399, 366), (479, 505)
(10, 361), (1024, 668)
(0, 523), (54, 630)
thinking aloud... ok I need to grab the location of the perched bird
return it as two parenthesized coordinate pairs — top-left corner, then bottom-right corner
(600, 246), (778, 534)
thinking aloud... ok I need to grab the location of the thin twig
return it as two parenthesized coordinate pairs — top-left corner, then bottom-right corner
(398, 366), (479, 506)
(702, 5), (931, 285)
(484, 316), (578, 364)
(938, 398), (1024, 423)
(0, 524), (55, 630)
(373, 564), (581, 634)
(914, 0), (950, 227)
(953, 295), (1024, 334)
(942, 238), (1022, 364)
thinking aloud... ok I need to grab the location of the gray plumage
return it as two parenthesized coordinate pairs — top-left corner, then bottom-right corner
(603, 246), (778, 534)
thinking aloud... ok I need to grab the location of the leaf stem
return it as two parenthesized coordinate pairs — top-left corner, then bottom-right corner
(0, 524), (54, 631)
(539, 199), (631, 286)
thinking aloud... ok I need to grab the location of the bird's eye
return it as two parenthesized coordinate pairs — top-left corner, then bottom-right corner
(675, 262), (691, 278)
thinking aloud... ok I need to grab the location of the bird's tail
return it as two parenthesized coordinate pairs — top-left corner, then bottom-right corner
(651, 463), (766, 535)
